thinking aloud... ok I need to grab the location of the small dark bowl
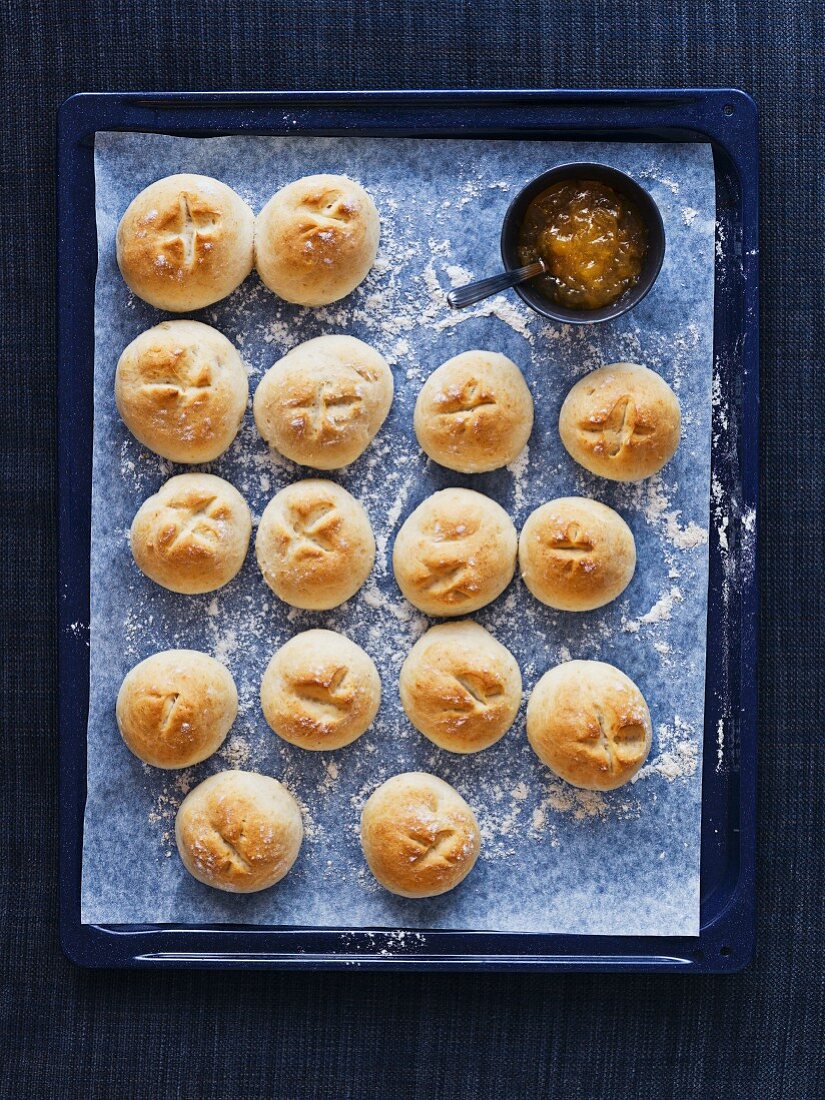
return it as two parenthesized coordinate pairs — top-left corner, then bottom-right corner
(500, 162), (666, 324)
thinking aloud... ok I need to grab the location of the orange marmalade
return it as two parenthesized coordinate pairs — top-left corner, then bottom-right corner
(517, 179), (648, 310)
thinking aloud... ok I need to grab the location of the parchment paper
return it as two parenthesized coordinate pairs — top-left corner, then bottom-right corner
(82, 132), (715, 935)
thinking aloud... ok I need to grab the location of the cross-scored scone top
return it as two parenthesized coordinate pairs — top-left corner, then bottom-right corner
(260, 629), (380, 750)
(131, 473), (251, 594)
(282, 182), (369, 270)
(414, 350), (534, 475)
(558, 362), (681, 482)
(117, 174), (253, 311)
(149, 190), (222, 276)
(116, 321), (249, 464)
(577, 393), (657, 459)
(527, 661), (652, 791)
(253, 335), (393, 470)
(393, 488), (517, 616)
(255, 481), (375, 610)
(176, 772), (303, 893)
(360, 773), (481, 898)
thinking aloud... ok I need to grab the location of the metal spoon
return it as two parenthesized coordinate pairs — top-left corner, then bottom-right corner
(446, 259), (547, 310)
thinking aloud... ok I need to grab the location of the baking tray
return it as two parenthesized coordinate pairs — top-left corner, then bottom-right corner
(57, 89), (758, 972)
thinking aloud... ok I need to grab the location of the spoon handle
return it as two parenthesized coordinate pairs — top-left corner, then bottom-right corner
(446, 261), (546, 310)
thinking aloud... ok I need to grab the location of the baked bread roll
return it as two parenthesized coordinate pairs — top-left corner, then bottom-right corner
(261, 629), (380, 750)
(414, 350), (534, 473)
(255, 175), (379, 306)
(115, 320), (248, 463)
(526, 660), (652, 790)
(559, 362), (681, 481)
(519, 497), (635, 611)
(116, 174), (254, 311)
(130, 473), (251, 594)
(255, 479), (375, 610)
(399, 621), (521, 753)
(175, 771), (303, 893)
(116, 649), (237, 768)
(393, 488), (517, 616)
(253, 335), (393, 469)
(360, 772), (480, 898)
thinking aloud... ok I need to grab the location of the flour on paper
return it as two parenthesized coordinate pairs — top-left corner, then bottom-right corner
(83, 132), (716, 937)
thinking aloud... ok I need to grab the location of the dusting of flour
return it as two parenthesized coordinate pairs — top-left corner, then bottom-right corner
(92, 138), (719, 934)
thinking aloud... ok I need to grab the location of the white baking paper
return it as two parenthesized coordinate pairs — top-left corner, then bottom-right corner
(82, 132), (715, 935)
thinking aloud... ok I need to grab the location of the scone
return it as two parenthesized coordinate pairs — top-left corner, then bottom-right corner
(414, 350), (534, 473)
(255, 479), (375, 610)
(559, 362), (681, 481)
(116, 649), (237, 768)
(115, 320), (248, 463)
(360, 772), (481, 898)
(253, 335), (393, 469)
(130, 473), (251, 594)
(399, 621), (521, 752)
(519, 497), (636, 611)
(255, 175), (379, 305)
(526, 660), (652, 790)
(175, 771), (303, 893)
(261, 629), (380, 750)
(116, 174), (254, 311)
(393, 488), (517, 617)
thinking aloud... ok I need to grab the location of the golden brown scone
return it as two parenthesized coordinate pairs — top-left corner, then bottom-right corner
(255, 479), (375, 610)
(261, 629), (380, 750)
(130, 473), (251, 594)
(255, 175), (379, 306)
(253, 335), (393, 469)
(559, 362), (681, 481)
(526, 660), (652, 790)
(360, 772), (480, 898)
(399, 621), (521, 753)
(175, 771), (303, 893)
(393, 488), (517, 616)
(519, 497), (636, 611)
(115, 320), (248, 463)
(414, 350), (534, 473)
(116, 174), (254, 311)
(116, 649), (237, 768)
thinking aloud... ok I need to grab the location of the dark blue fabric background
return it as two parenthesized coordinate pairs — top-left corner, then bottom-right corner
(1, 1), (822, 1097)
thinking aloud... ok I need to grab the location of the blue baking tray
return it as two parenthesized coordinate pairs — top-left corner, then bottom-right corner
(57, 89), (758, 972)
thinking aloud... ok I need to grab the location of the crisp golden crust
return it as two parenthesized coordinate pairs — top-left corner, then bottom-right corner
(399, 621), (521, 753)
(392, 488), (517, 616)
(527, 660), (652, 790)
(116, 649), (236, 768)
(253, 335), (393, 469)
(255, 175), (379, 306)
(116, 174), (254, 311)
(255, 479), (375, 610)
(175, 771), (303, 893)
(260, 629), (380, 750)
(519, 496), (636, 612)
(115, 320), (248, 463)
(360, 772), (480, 897)
(414, 351), (534, 473)
(130, 473), (251, 594)
(559, 362), (681, 482)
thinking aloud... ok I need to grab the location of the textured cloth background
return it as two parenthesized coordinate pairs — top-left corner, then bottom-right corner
(0, 1), (822, 1098)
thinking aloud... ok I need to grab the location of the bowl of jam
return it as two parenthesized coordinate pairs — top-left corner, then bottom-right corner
(501, 163), (665, 324)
